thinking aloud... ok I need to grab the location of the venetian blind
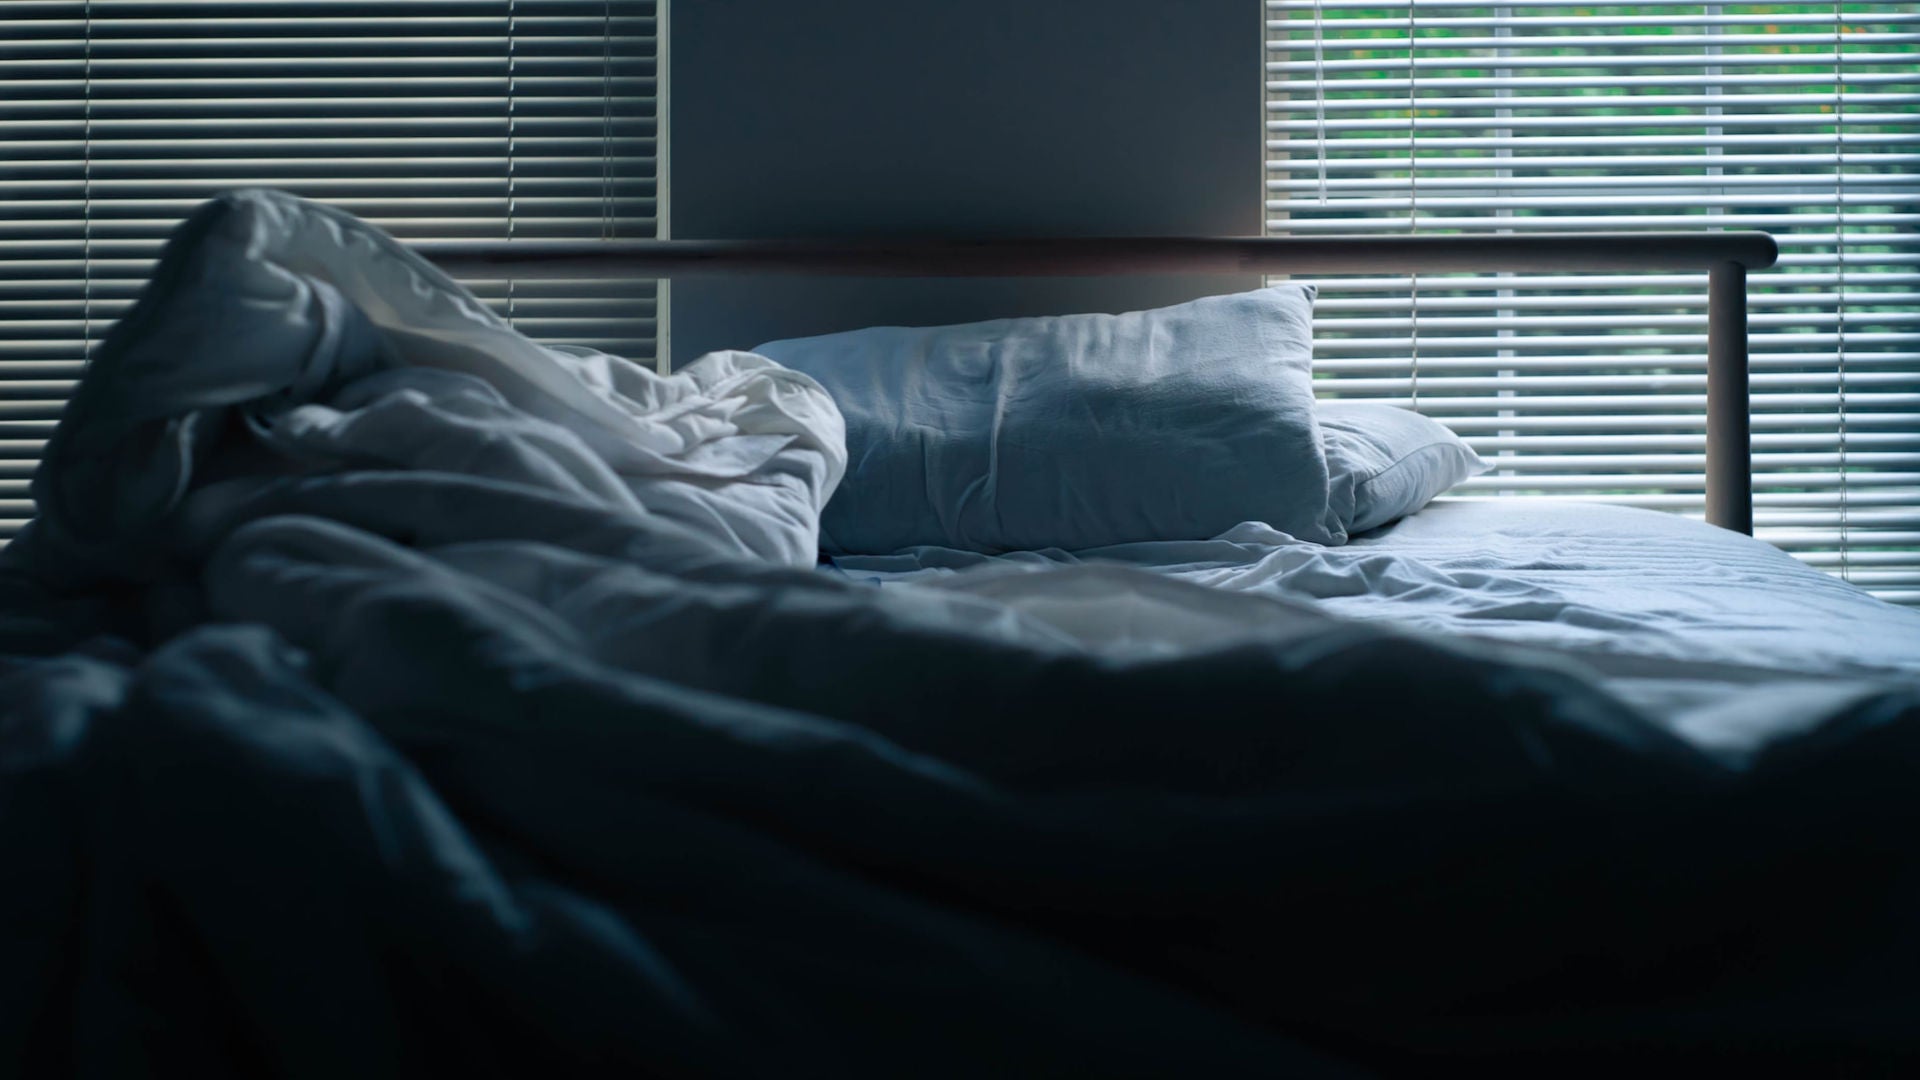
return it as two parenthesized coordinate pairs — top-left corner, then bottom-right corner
(0, 0), (663, 540)
(1267, 2), (1920, 603)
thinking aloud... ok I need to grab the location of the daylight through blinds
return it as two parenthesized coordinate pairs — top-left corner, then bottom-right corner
(0, 0), (662, 539)
(1267, 2), (1920, 604)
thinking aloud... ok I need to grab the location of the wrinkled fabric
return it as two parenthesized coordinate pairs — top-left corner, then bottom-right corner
(14, 188), (844, 587)
(7, 194), (1920, 1076)
(1319, 400), (1488, 534)
(834, 500), (1920, 682)
(753, 285), (1342, 553)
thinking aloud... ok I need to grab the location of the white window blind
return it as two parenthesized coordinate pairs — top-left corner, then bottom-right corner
(1267, 2), (1920, 604)
(1, 0), (663, 540)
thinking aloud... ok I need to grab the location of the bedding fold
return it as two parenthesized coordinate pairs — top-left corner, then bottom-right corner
(15, 188), (845, 584)
(6, 191), (1920, 1076)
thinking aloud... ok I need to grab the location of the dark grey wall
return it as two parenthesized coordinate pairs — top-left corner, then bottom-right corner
(669, 0), (1260, 365)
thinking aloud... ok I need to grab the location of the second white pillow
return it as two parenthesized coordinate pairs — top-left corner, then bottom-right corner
(1319, 401), (1488, 535)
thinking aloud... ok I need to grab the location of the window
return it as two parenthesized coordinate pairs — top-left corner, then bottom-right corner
(1267, 2), (1920, 603)
(1, 0), (664, 540)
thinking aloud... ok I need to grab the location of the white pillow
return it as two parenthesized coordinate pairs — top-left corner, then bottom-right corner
(1318, 401), (1488, 535)
(753, 286), (1341, 554)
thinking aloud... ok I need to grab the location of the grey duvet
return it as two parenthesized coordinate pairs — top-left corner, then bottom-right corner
(4, 192), (1919, 1077)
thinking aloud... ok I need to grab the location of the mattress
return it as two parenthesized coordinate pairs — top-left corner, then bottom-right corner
(832, 499), (1920, 679)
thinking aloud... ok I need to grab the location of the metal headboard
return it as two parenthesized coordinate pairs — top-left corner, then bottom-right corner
(415, 231), (1779, 535)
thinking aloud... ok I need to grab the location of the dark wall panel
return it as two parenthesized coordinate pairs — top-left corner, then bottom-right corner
(669, 0), (1260, 363)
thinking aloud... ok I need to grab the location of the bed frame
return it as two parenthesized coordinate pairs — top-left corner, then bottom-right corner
(417, 231), (1779, 535)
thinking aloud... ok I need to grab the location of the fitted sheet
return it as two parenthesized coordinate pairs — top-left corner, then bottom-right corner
(830, 499), (1920, 681)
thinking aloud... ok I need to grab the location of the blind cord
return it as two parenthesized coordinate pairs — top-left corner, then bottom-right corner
(603, 0), (615, 240)
(1835, 0), (1849, 580)
(1311, 0), (1328, 205)
(507, 0), (517, 327)
(82, 0), (93, 364)
(1408, 1), (1420, 412)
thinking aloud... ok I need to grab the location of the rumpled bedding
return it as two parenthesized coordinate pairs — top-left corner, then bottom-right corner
(832, 500), (1920, 681)
(7, 191), (1920, 1077)
(17, 187), (844, 590)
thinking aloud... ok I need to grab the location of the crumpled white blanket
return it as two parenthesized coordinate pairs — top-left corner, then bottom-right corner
(11, 188), (845, 588)
(9, 192), (1920, 1076)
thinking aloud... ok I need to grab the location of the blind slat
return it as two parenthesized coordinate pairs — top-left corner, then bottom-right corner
(0, 1), (663, 537)
(1269, 1), (1920, 603)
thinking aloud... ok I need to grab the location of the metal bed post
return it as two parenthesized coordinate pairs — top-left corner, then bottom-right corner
(1707, 261), (1753, 535)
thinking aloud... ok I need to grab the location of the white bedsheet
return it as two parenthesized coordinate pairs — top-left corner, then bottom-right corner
(13, 189), (845, 587)
(830, 499), (1920, 681)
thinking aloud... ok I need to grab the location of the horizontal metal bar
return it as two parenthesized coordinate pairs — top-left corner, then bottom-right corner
(413, 232), (1780, 280)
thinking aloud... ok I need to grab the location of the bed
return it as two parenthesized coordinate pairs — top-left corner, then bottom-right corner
(4, 189), (1918, 1077)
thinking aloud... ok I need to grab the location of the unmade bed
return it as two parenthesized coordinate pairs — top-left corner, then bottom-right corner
(4, 189), (1918, 1077)
(831, 497), (1920, 681)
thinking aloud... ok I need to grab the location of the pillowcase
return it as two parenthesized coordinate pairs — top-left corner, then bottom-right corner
(1318, 401), (1487, 535)
(752, 285), (1341, 554)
